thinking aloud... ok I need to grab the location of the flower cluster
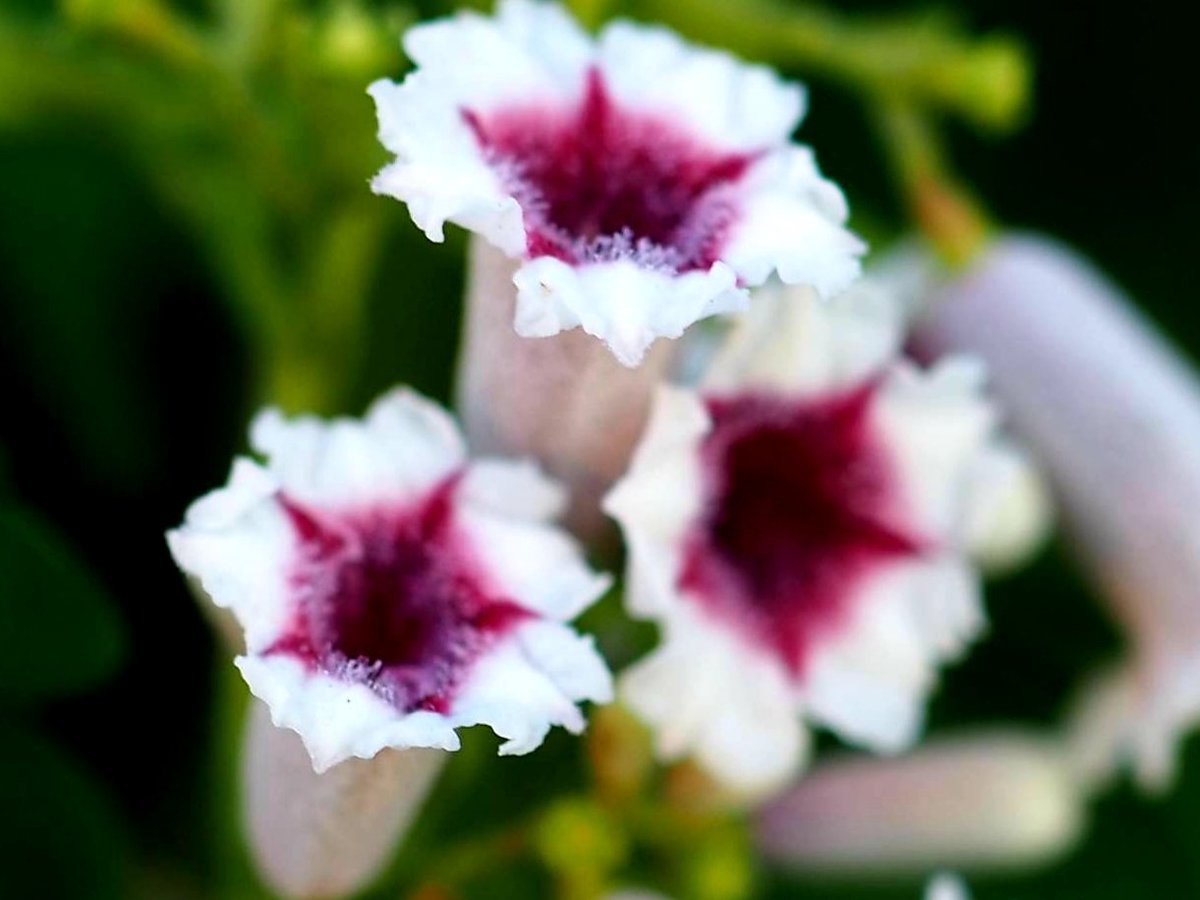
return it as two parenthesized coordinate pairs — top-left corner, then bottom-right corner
(165, 2), (1067, 897)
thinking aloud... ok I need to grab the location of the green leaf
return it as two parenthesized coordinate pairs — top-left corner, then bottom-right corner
(0, 506), (125, 701)
(0, 721), (129, 899)
(0, 136), (168, 493)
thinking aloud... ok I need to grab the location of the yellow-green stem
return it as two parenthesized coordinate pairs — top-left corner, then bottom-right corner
(874, 98), (992, 267)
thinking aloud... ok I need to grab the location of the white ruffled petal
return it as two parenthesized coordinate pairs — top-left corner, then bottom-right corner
(804, 577), (932, 753)
(513, 257), (744, 367)
(901, 555), (986, 663)
(602, 386), (708, 619)
(368, 73), (527, 254)
(516, 619), (614, 705)
(238, 656), (461, 774)
(403, 0), (589, 108)
(704, 279), (903, 394)
(457, 457), (610, 621)
(250, 387), (466, 508)
(963, 440), (1053, 574)
(621, 610), (808, 796)
(459, 457), (567, 521)
(166, 459), (293, 648)
(596, 19), (804, 150)
(873, 358), (997, 539)
(721, 148), (866, 298)
(448, 633), (591, 756)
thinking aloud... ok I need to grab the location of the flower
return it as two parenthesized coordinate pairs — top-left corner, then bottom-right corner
(167, 388), (612, 772)
(604, 281), (1016, 795)
(914, 235), (1200, 791)
(369, 0), (864, 366)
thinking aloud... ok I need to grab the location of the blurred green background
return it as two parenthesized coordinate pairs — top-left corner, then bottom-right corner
(1, 0), (1197, 897)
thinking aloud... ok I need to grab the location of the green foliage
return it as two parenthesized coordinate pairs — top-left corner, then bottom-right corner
(0, 139), (168, 491)
(0, 505), (125, 702)
(0, 722), (130, 900)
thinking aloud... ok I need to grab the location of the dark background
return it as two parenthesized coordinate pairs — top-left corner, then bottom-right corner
(1, 0), (1197, 897)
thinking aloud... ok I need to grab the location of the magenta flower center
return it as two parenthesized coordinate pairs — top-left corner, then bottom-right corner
(463, 68), (754, 272)
(268, 477), (529, 714)
(679, 385), (926, 679)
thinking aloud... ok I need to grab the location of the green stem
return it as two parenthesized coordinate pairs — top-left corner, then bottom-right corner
(629, 0), (1029, 133)
(405, 824), (529, 898)
(873, 98), (991, 267)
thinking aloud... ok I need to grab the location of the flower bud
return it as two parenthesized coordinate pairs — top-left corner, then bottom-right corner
(755, 731), (1083, 873)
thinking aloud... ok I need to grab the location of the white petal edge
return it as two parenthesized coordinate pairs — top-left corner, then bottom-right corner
(721, 147), (866, 298)
(166, 459), (293, 649)
(249, 387), (467, 508)
(237, 615), (614, 773)
(873, 357), (998, 540)
(804, 557), (984, 754)
(703, 278), (903, 395)
(238, 655), (462, 774)
(596, 17), (804, 150)
(402, 0), (590, 110)
(449, 621), (612, 756)
(602, 385), (709, 620)
(513, 256), (745, 367)
(621, 607), (809, 797)
(963, 439), (1054, 574)
(459, 458), (612, 621)
(369, 1), (589, 254)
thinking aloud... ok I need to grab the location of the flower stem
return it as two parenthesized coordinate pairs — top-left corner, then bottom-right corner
(873, 98), (992, 267)
(630, 0), (1030, 133)
(405, 824), (529, 898)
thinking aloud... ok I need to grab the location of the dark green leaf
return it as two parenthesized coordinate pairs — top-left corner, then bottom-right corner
(0, 506), (125, 700)
(0, 721), (129, 900)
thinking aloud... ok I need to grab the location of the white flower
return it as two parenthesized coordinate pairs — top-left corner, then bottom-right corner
(604, 281), (1010, 796)
(369, 0), (864, 366)
(168, 388), (612, 772)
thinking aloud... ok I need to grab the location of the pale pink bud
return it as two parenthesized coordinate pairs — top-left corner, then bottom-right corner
(916, 236), (1200, 789)
(457, 238), (674, 536)
(755, 731), (1083, 873)
(241, 701), (445, 899)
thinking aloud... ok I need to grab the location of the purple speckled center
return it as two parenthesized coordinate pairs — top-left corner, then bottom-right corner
(679, 385), (926, 679)
(463, 68), (754, 272)
(267, 476), (530, 714)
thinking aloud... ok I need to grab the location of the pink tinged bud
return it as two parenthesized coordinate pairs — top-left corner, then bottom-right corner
(755, 732), (1084, 874)
(457, 238), (673, 536)
(241, 702), (444, 900)
(915, 236), (1200, 789)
